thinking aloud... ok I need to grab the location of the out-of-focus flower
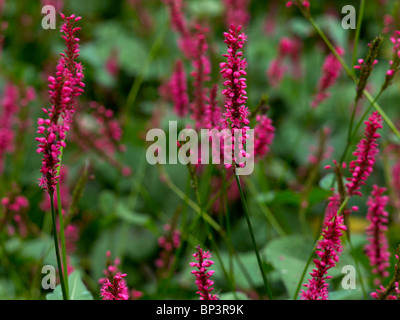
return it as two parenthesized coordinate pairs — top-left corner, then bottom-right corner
(155, 223), (181, 276)
(254, 114), (275, 161)
(311, 48), (344, 108)
(170, 59), (189, 118)
(365, 185), (391, 284)
(223, 0), (250, 27)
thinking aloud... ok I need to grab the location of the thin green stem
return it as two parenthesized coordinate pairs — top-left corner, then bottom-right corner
(221, 170), (237, 298)
(234, 172), (273, 300)
(122, 16), (167, 129)
(56, 183), (69, 299)
(50, 193), (67, 300)
(352, 0), (366, 68)
(55, 145), (69, 299)
(246, 179), (286, 237)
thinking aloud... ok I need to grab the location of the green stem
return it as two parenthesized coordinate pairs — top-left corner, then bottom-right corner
(122, 16), (167, 130)
(50, 193), (67, 300)
(55, 145), (69, 299)
(234, 172), (273, 300)
(56, 183), (69, 300)
(221, 170), (237, 298)
(246, 179), (286, 237)
(352, 0), (366, 68)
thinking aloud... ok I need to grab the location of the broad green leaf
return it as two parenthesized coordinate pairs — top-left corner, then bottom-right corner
(46, 271), (93, 300)
(263, 235), (314, 298)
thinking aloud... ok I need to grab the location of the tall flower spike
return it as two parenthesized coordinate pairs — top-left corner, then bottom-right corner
(36, 14), (84, 195)
(220, 24), (250, 169)
(346, 111), (382, 197)
(311, 48), (344, 108)
(190, 245), (218, 300)
(301, 193), (347, 300)
(365, 185), (391, 284)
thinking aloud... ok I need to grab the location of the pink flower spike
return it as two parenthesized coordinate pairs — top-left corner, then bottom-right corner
(220, 24), (251, 167)
(36, 14), (84, 195)
(190, 245), (218, 300)
(301, 193), (346, 300)
(346, 111), (382, 197)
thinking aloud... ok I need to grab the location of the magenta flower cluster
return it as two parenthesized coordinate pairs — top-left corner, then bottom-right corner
(220, 24), (250, 168)
(301, 193), (347, 300)
(365, 185), (391, 283)
(190, 245), (218, 300)
(99, 251), (129, 300)
(36, 14), (84, 195)
(346, 111), (383, 197)
(100, 274), (129, 300)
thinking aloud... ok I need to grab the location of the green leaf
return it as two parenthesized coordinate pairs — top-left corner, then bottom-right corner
(319, 172), (337, 191)
(115, 202), (150, 226)
(46, 271), (93, 300)
(99, 190), (116, 216)
(263, 235), (314, 298)
(329, 288), (363, 300)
